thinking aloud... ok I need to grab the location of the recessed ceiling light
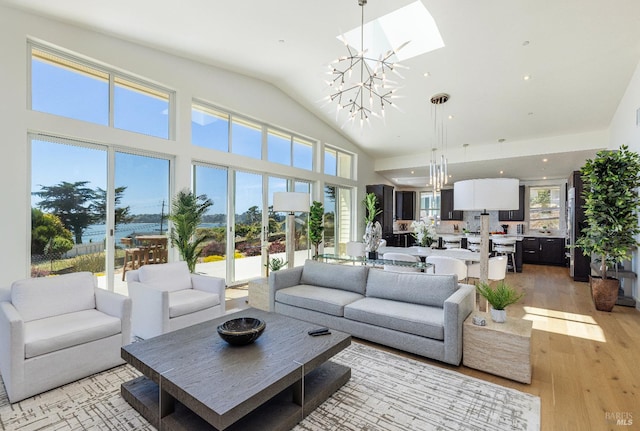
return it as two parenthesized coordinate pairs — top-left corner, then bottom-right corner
(498, 138), (506, 143)
(423, 72), (431, 77)
(278, 39), (285, 43)
(410, 170), (415, 174)
(543, 176), (547, 180)
(523, 75), (531, 81)
(448, 115), (454, 120)
(463, 143), (469, 148)
(499, 170), (504, 174)
(522, 40), (530, 46)
(542, 158), (548, 162)
(448, 174), (452, 178)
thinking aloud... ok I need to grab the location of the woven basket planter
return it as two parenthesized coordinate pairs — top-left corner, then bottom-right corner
(590, 276), (619, 312)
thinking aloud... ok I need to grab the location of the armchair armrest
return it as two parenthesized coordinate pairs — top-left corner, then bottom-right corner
(127, 281), (170, 340)
(443, 284), (476, 365)
(191, 274), (226, 314)
(268, 266), (304, 311)
(0, 301), (25, 397)
(94, 288), (132, 345)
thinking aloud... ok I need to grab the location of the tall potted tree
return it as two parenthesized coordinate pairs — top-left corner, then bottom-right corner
(169, 189), (213, 273)
(363, 193), (382, 259)
(308, 201), (324, 259)
(576, 145), (640, 311)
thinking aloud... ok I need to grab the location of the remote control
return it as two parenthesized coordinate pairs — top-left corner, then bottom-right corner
(308, 327), (330, 335)
(310, 330), (331, 336)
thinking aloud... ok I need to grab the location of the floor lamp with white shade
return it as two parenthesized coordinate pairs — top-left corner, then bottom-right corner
(273, 192), (310, 269)
(453, 178), (519, 288)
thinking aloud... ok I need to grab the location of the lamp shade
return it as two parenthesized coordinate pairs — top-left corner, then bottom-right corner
(273, 192), (310, 213)
(453, 178), (519, 211)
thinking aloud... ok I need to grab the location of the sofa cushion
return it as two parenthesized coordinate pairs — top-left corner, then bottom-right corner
(344, 297), (445, 340)
(11, 272), (97, 322)
(300, 260), (368, 294)
(24, 309), (122, 359)
(365, 270), (458, 308)
(276, 285), (364, 317)
(169, 289), (220, 318)
(138, 261), (192, 292)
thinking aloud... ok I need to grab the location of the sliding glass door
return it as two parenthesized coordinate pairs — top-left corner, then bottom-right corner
(193, 164), (228, 280)
(31, 137), (107, 278)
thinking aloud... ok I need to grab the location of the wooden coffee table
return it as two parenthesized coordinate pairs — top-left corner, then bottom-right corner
(121, 309), (351, 431)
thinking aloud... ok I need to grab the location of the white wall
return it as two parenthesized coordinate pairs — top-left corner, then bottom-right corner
(609, 58), (640, 304)
(0, 5), (387, 287)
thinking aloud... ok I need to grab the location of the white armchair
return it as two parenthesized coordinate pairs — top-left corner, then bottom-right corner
(126, 261), (226, 339)
(0, 272), (132, 403)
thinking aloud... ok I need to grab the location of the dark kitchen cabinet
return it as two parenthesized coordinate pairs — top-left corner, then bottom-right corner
(499, 185), (525, 221)
(366, 184), (394, 236)
(522, 236), (565, 266)
(395, 191), (415, 220)
(440, 189), (463, 221)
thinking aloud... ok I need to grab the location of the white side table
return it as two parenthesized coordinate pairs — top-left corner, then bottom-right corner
(463, 312), (533, 384)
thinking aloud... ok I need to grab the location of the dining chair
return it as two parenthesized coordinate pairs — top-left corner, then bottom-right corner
(467, 256), (508, 282)
(425, 255), (468, 282)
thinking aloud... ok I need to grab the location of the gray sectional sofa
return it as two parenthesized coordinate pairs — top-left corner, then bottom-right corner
(269, 259), (475, 365)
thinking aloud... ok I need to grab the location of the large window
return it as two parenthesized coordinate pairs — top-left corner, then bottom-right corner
(232, 118), (262, 159)
(267, 129), (314, 170)
(529, 186), (561, 230)
(419, 191), (440, 221)
(191, 104), (230, 152)
(30, 135), (171, 285)
(30, 44), (173, 139)
(324, 146), (353, 179)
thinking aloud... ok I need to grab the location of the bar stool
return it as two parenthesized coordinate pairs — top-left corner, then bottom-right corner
(492, 237), (516, 272)
(466, 235), (481, 251)
(442, 235), (461, 249)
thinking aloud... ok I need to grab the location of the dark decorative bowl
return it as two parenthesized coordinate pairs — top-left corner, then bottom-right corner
(217, 317), (266, 346)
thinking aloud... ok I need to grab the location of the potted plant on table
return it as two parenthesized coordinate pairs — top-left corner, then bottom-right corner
(476, 281), (525, 323)
(362, 193), (382, 259)
(575, 145), (640, 311)
(411, 218), (436, 248)
(308, 201), (324, 259)
(169, 189), (213, 273)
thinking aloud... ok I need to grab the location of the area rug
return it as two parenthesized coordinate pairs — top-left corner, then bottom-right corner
(0, 343), (540, 431)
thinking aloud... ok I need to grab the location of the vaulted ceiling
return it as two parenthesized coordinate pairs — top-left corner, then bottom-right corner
(4, 0), (640, 185)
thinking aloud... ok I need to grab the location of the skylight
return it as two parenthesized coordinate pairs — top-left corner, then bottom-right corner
(339, 1), (444, 62)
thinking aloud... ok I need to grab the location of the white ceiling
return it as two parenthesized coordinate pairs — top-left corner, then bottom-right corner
(4, 0), (640, 185)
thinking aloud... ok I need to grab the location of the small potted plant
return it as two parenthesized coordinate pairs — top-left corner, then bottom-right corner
(476, 281), (524, 323)
(264, 256), (287, 276)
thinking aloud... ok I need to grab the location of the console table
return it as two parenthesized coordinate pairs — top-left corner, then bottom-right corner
(463, 312), (533, 384)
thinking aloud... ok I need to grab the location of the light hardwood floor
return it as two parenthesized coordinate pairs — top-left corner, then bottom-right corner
(225, 265), (640, 430)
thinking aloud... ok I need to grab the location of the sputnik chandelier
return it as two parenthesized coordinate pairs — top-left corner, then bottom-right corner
(325, 0), (409, 128)
(429, 93), (450, 193)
